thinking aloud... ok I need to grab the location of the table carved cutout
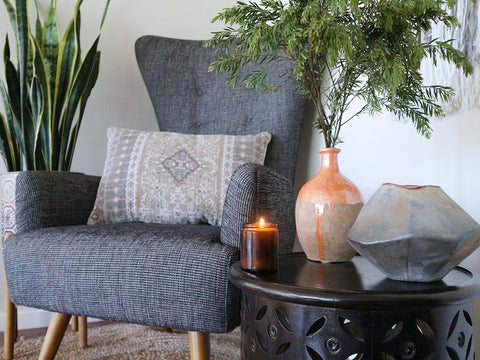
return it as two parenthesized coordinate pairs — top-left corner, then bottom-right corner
(231, 254), (480, 360)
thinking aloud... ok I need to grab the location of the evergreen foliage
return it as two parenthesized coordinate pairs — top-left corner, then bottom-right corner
(0, 0), (110, 171)
(207, 0), (473, 148)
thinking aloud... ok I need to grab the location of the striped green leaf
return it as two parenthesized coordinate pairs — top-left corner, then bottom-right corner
(30, 75), (44, 169)
(14, 0), (34, 168)
(51, 14), (79, 169)
(32, 36), (51, 169)
(0, 80), (21, 171)
(65, 51), (99, 170)
(59, 38), (99, 169)
(43, 0), (59, 98)
(2, 0), (17, 40)
(0, 113), (14, 170)
(3, 36), (22, 136)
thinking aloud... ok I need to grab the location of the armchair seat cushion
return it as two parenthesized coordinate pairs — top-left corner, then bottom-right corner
(4, 223), (241, 333)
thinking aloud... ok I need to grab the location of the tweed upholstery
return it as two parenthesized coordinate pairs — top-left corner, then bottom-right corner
(135, 35), (305, 183)
(221, 163), (296, 254)
(15, 171), (100, 233)
(4, 223), (240, 333)
(3, 35), (305, 336)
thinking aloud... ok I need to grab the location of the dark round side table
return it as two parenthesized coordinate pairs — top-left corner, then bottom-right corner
(229, 253), (480, 360)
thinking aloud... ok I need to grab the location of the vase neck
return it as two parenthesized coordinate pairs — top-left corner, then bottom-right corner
(319, 148), (340, 172)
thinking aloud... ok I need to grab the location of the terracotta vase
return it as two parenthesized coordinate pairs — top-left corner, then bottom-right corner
(296, 148), (363, 262)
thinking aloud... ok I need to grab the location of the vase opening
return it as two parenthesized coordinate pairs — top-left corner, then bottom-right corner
(382, 183), (441, 190)
(318, 148), (341, 172)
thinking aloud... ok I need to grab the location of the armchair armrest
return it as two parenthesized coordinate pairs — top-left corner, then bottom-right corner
(220, 163), (296, 254)
(15, 171), (100, 233)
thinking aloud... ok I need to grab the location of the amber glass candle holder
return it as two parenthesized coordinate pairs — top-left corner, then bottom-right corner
(240, 220), (278, 272)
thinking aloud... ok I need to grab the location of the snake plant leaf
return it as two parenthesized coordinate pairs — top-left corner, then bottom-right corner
(0, 81), (21, 171)
(0, 113), (14, 170)
(43, 0), (59, 97)
(30, 75), (44, 167)
(52, 14), (79, 170)
(53, 13), (78, 128)
(14, 0), (34, 166)
(74, 0), (82, 70)
(15, 0), (28, 104)
(59, 37), (99, 169)
(100, 0), (111, 30)
(2, 0), (16, 41)
(32, 36), (51, 169)
(65, 50), (99, 170)
(4, 36), (21, 129)
(64, 0), (108, 170)
(1, 78), (26, 170)
(3, 33), (9, 61)
(34, 0), (42, 49)
(0, 81), (17, 145)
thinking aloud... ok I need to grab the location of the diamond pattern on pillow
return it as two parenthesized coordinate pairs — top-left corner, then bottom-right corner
(161, 149), (200, 186)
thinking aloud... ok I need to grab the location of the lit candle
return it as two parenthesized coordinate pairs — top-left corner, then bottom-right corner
(240, 218), (278, 272)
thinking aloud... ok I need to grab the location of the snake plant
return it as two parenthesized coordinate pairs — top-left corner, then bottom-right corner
(0, 0), (110, 171)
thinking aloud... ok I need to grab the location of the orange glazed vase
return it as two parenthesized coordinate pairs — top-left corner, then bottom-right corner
(296, 148), (364, 262)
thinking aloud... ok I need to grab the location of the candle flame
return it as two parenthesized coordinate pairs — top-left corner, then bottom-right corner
(259, 218), (265, 227)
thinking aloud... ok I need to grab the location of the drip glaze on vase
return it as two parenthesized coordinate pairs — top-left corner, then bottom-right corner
(296, 148), (363, 262)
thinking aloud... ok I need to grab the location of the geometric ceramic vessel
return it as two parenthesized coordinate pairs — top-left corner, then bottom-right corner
(347, 183), (480, 282)
(296, 148), (363, 262)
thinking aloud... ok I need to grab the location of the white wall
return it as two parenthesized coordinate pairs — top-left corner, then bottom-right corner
(1, 0), (480, 332)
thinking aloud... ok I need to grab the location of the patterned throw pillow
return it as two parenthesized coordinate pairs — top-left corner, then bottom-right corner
(88, 127), (271, 226)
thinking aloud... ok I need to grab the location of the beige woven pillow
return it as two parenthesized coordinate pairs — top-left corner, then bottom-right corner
(88, 127), (271, 226)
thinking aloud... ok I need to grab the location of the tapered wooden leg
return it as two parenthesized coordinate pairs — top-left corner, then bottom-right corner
(78, 316), (88, 348)
(188, 331), (210, 360)
(38, 313), (71, 360)
(71, 315), (78, 331)
(4, 280), (16, 360)
(13, 305), (17, 341)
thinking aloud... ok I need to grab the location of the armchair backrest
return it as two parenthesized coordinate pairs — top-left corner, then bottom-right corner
(135, 35), (305, 183)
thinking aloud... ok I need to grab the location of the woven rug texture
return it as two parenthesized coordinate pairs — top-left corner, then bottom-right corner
(2, 323), (241, 359)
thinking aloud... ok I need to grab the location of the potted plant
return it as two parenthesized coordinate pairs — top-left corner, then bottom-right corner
(0, 0), (110, 225)
(206, 0), (473, 261)
(0, 0), (109, 357)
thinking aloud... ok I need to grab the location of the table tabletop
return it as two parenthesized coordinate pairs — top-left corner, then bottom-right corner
(229, 253), (480, 311)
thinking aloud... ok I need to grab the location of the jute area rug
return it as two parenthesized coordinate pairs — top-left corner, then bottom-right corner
(3, 323), (241, 359)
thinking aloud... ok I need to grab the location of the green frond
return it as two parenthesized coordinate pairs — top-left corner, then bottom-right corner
(208, 0), (474, 147)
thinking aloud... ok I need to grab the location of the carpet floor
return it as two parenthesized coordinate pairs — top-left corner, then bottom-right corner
(3, 324), (241, 359)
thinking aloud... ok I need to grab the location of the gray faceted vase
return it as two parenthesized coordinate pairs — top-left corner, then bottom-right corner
(347, 183), (480, 282)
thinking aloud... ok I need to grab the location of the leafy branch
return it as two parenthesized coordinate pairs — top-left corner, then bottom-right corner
(206, 0), (473, 148)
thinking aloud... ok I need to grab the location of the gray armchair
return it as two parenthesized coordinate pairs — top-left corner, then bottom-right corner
(3, 35), (305, 359)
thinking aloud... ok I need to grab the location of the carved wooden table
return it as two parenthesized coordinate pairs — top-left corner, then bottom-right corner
(229, 253), (480, 360)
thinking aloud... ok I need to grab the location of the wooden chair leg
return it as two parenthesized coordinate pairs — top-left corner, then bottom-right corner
(78, 316), (88, 348)
(13, 305), (17, 341)
(71, 315), (78, 331)
(4, 280), (16, 360)
(38, 313), (71, 360)
(188, 331), (210, 360)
